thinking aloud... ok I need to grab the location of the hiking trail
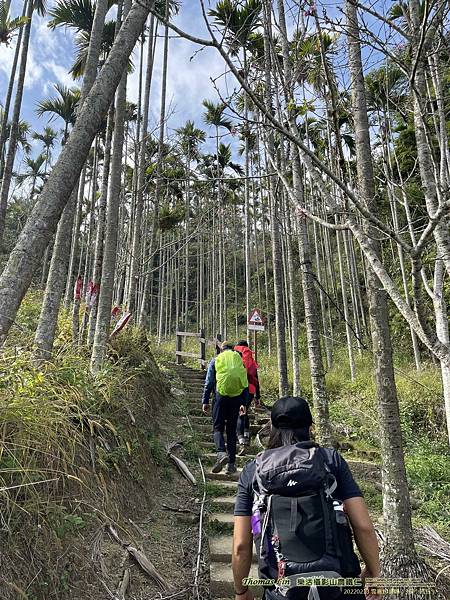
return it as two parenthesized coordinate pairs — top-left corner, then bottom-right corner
(175, 364), (268, 599)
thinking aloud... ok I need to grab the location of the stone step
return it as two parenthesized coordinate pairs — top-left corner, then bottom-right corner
(209, 535), (258, 563)
(211, 496), (236, 511)
(210, 512), (234, 526)
(189, 413), (268, 427)
(207, 469), (241, 482)
(208, 480), (238, 493)
(204, 453), (254, 468)
(195, 423), (263, 435)
(210, 561), (262, 598)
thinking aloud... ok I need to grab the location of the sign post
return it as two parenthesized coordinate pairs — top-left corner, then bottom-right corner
(248, 309), (265, 363)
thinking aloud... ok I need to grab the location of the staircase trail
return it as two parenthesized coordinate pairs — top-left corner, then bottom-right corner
(175, 364), (267, 599)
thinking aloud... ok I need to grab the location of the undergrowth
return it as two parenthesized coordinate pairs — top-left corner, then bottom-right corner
(0, 291), (171, 598)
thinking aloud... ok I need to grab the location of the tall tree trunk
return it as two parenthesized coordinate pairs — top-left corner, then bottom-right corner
(345, 1), (437, 588)
(263, 0), (288, 394)
(277, 0), (330, 438)
(91, 0), (131, 372)
(0, 0), (26, 177)
(87, 105), (114, 346)
(184, 150), (191, 330)
(34, 189), (78, 360)
(138, 4), (169, 328)
(285, 202), (300, 395)
(243, 50), (251, 340)
(409, 0), (450, 278)
(128, 16), (156, 314)
(0, 0), (155, 345)
(0, 0), (34, 246)
(336, 225), (356, 380)
(32, 0), (109, 358)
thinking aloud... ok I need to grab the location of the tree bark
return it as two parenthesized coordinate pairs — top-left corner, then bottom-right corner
(34, 189), (78, 360)
(128, 16), (155, 314)
(345, 0), (437, 587)
(91, 0), (131, 372)
(0, 0), (34, 246)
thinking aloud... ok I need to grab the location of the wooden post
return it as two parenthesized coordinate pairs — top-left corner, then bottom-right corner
(176, 328), (182, 365)
(200, 328), (206, 370)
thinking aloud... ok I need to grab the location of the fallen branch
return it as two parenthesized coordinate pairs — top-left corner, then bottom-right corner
(107, 524), (172, 592)
(126, 546), (172, 591)
(117, 568), (130, 600)
(166, 442), (197, 485)
(157, 588), (190, 600)
(126, 407), (136, 425)
(194, 456), (207, 600)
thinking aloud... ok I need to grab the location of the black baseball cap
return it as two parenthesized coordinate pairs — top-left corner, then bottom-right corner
(271, 396), (313, 430)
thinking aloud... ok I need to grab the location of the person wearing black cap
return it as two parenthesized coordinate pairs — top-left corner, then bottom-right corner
(231, 397), (380, 600)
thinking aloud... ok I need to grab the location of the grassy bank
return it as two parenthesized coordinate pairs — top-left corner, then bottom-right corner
(0, 293), (202, 598)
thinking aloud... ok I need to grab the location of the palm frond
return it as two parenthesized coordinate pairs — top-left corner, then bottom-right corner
(48, 0), (95, 32)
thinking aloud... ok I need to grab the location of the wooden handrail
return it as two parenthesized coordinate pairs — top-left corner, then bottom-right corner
(175, 328), (220, 369)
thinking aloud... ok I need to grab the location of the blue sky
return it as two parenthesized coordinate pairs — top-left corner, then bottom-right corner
(1, 1), (235, 159)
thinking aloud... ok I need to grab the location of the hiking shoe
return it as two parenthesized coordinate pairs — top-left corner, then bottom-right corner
(212, 452), (228, 473)
(226, 463), (237, 475)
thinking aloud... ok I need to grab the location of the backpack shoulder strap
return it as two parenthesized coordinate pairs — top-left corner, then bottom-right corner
(316, 446), (338, 498)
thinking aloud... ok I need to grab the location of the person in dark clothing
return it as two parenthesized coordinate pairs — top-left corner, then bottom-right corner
(232, 397), (380, 600)
(234, 340), (261, 446)
(202, 341), (250, 475)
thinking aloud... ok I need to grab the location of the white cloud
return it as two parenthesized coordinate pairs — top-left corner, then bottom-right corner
(1, 1), (242, 158)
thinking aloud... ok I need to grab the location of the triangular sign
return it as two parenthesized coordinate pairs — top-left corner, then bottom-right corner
(248, 309), (263, 324)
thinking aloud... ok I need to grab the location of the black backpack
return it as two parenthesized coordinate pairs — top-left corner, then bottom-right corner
(251, 442), (360, 600)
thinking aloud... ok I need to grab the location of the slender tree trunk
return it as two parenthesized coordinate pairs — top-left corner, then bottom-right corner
(276, 0), (330, 436)
(409, 0), (450, 279)
(91, 0), (131, 372)
(87, 105), (114, 345)
(33, 0), (109, 358)
(0, 0), (34, 246)
(263, 0), (288, 394)
(0, 0), (26, 177)
(129, 16), (155, 313)
(183, 150), (191, 330)
(64, 166), (85, 304)
(336, 225), (356, 380)
(34, 189), (78, 359)
(345, 1), (439, 588)
(138, 4), (169, 328)
(285, 202), (300, 395)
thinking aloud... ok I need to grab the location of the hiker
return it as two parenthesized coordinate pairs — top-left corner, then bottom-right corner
(202, 341), (250, 475)
(232, 396), (380, 600)
(234, 340), (261, 446)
